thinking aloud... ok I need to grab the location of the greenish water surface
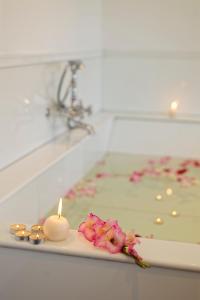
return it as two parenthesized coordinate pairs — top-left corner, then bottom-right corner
(47, 152), (200, 244)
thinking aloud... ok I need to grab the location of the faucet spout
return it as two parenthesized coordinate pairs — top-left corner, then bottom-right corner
(67, 118), (95, 134)
(47, 60), (93, 134)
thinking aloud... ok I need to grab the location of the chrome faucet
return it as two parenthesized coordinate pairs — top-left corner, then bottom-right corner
(46, 60), (94, 134)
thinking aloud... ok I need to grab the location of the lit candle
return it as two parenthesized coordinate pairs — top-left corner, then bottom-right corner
(31, 225), (44, 233)
(15, 230), (31, 241)
(154, 217), (164, 225)
(155, 194), (162, 201)
(10, 224), (26, 234)
(43, 198), (70, 241)
(169, 101), (179, 117)
(166, 188), (173, 196)
(29, 232), (45, 245)
(170, 210), (179, 217)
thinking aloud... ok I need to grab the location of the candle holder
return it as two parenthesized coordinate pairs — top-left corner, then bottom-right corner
(31, 225), (44, 233)
(15, 230), (31, 241)
(29, 233), (46, 245)
(10, 224), (26, 234)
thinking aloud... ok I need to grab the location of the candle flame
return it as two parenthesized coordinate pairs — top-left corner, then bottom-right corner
(36, 234), (39, 239)
(170, 101), (179, 111)
(57, 198), (63, 218)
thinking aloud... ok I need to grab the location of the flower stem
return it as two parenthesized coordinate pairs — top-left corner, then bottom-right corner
(122, 246), (150, 269)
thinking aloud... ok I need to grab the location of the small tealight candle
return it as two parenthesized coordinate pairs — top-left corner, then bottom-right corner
(31, 225), (44, 233)
(169, 101), (179, 118)
(170, 210), (179, 217)
(29, 232), (45, 245)
(10, 224), (26, 234)
(15, 230), (31, 241)
(166, 188), (173, 196)
(44, 198), (70, 241)
(155, 194), (162, 201)
(154, 217), (164, 225)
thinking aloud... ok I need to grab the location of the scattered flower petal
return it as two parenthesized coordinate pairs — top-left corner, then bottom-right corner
(159, 156), (171, 164)
(129, 171), (144, 183)
(96, 172), (111, 179)
(65, 189), (76, 200)
(176, 168), (188, 175)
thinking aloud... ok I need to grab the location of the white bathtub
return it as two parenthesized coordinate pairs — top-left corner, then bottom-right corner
(0, 112), (200, 300)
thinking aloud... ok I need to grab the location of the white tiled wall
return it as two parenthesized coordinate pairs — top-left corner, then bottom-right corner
(0, 0), (103, 169)
(103, 55), (200, 114)
(0, 0), (102, 54)
(109, 118), (200, 158)
(0, 57), (102, 169)
(102, 0), (200, 114)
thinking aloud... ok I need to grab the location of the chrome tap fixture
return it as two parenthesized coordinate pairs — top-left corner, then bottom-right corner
(47, 60), (94, 134)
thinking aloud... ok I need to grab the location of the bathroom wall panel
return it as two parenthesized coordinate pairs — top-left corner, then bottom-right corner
(109, 118), (200, 158)
(103, 0), (200, 52)
(0, 57), (102, 170)
(102, 0), (200, 114)
(103, 55), (200, 114)
(0, 0), (103, 169)
(1, 0), (102, 54)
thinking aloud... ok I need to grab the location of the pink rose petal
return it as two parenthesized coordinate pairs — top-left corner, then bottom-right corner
(129, 171), (144, 183)
(65, 189), (76, 200)
(159, 156), (171, 164)
(96, 172), (111, 179)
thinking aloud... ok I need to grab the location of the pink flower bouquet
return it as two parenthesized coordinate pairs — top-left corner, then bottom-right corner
(78, 213), (149, 268)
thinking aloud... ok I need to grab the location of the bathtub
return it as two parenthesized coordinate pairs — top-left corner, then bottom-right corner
(0, 112), (200, 300)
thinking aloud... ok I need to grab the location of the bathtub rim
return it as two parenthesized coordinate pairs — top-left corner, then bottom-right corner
(0, 228), (200, 273)
(0, 113), (113, 204)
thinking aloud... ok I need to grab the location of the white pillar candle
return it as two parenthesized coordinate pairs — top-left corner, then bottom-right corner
(44, 198), (70, 241)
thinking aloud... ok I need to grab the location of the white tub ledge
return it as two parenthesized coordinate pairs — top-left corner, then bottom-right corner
(0, 228), (200, 300)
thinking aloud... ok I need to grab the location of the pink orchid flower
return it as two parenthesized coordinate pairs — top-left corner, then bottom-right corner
(78, 213), (104, 242)
(125, 231), (140, 247)
(79, 213), (149, 268)
(94, 221), (126, 254)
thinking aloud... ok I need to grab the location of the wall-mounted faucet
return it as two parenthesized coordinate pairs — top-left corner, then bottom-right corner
(47, 60), (94, 134)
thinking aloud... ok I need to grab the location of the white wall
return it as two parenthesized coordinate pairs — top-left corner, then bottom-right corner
(109, 118), (200, 158)
(0, 0), (103, 169)
(1, 0), (102, 54)
(102, 0), (200, 114)
(103, 0), (200, 52)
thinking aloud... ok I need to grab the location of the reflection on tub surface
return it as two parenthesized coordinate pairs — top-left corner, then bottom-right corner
(47, 152), (200, 244)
